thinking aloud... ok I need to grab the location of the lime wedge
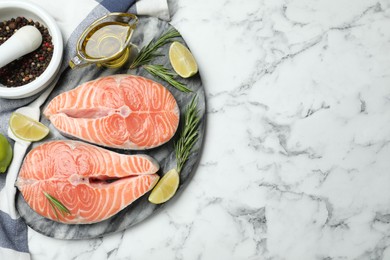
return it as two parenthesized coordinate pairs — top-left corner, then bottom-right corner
(169, 41), (198, 78)
(148, 168), (180, 204)
(0, 133), (12, 173)
(9, 112), (49, 142)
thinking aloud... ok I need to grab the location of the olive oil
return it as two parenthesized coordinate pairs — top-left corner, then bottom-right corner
(81, 22), (133, 59)
(69, 13), (138, 69)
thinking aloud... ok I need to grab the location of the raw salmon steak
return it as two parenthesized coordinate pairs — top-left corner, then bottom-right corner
(16, 140), (160, 224)
(44, 75), (180, 150)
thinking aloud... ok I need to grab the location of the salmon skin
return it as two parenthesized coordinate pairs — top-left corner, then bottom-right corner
(44, 75), (180, 150)
(16, 140), (160, 224)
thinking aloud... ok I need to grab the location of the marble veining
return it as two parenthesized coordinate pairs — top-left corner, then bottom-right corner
(27, 0), (390, 259)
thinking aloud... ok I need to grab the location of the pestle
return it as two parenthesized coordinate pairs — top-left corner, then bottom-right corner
(0, 25), (42, 68)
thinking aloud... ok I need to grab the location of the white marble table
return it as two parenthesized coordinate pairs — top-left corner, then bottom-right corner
(29, 0), (390, 259)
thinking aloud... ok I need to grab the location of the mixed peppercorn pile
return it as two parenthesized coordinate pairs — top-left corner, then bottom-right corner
(0, 16), (54, 87)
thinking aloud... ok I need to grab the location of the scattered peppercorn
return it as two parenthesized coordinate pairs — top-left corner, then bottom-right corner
(0, 16), (54, 87)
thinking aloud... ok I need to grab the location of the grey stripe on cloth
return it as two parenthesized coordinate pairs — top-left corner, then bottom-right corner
(0, 211), (28, 252)
(129, 4), (137, 14)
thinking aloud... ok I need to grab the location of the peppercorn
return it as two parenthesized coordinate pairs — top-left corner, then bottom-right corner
(9, 22), (16, 29)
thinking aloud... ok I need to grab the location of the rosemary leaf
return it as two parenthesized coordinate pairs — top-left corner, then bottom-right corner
(47, 199), (59, 220)
(130, 28), (181, 69)
(43, 191), (71, 219)
(175, 96), (201, 173)
(144, 64), (192, 93)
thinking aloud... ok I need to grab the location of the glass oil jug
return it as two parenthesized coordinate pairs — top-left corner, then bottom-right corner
(69, 13), (138, 69)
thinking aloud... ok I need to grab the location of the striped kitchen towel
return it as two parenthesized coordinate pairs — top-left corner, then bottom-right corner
(0, 0), (169, 259)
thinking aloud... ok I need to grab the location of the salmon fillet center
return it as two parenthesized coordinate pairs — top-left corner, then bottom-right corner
(59, 106), (131, 119)
(67, 173), (139, 187)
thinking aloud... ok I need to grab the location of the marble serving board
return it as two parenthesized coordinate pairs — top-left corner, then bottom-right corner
(15, 17), (206, 240)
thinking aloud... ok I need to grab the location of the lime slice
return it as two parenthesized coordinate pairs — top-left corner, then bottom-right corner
(148, 168), (180, 204)
(9, 112), (49, 142)
(169, 41), (198, 78)
(0, 133), (12, 173)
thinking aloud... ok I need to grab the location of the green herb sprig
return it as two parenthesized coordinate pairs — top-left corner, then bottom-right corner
(130, 28), (180, 69)
(143, 64), (192, 93)
(43, 191), (71, 220)
(175, 96), (201, 173)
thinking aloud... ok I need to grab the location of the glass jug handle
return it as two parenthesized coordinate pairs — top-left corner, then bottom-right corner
(69, 54), (89, 69)
(127, 14), (138, 29)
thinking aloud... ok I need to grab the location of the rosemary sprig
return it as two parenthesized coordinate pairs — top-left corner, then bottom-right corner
(130, 28), (181, 69)
(144, 64), (192, 93)
(43, 191), (71, 220)
(175, 96), (201, 173)
(129, 28), (192, 93)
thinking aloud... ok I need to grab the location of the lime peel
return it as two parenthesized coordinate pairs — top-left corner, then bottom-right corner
(0, 133), (12, 173)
